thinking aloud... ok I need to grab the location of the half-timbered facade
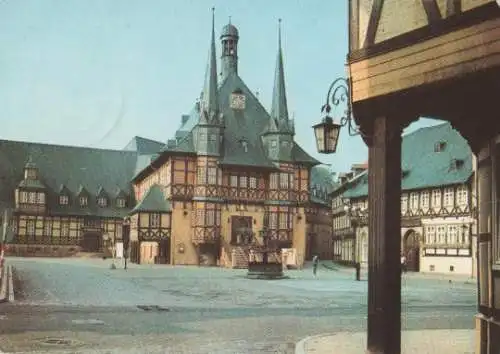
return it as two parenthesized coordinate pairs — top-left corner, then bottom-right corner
(332, 123), (477, 276)
(0, 17), (333, 268)
(0, 137), (166, 257)
(129, 185), (172, 265)
(305, 166), (335, 262)
(345, 0), (500, 351)
(132, 17), (327, 268)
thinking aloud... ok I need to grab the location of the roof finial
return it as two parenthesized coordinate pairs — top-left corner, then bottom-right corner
(212, 7), (215, 30)
(228, 15), (231, 24)
(278, 18), (282, 47)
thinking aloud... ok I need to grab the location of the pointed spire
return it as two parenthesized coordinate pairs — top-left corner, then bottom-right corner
(201, 7), (219, 124)
(270, 18), (289, 126)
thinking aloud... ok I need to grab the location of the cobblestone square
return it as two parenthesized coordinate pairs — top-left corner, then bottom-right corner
(0, 258), (477, 353)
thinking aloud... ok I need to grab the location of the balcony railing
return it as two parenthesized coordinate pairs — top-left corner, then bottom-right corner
(179, 184), (310, 204)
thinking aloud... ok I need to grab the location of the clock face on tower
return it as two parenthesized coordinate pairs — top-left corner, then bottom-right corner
(230, 93), (246, 110)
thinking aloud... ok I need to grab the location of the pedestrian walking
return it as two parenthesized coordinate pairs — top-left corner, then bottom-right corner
(312, 255), (319, 277)
(401, 253), (407, 274)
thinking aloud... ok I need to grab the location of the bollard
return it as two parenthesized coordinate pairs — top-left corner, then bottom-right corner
(355, 262), (361, 281)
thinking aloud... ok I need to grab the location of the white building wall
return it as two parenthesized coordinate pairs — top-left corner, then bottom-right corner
(420, 216), (475, 276)
(420, 255), (473, 276)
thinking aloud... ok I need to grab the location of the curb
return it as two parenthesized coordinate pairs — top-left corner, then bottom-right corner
(295, 333), (334, 354)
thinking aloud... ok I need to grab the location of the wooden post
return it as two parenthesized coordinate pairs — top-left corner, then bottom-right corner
(1, 209), (8, 244)
(366, 116), (403, 354)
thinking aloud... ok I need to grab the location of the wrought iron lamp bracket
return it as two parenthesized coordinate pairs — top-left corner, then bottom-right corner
(321, 77), (365, 137)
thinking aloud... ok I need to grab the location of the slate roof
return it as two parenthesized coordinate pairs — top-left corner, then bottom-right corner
(155, 71), (319, 171)
(136, 21), (320, 179)
(0, 139), (139, 218)
(310, 165), (336, 206)
(131, 184), (171, 214)
(342, 123), (473, 199)
(123, 136), (165, 155)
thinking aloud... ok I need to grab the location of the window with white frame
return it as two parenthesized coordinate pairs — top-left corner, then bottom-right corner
(20, 191), (28, 203)
(44, 220), (52, 237)
(206, 210), (215, 225)
(197, 167), (207, 184)
(431, 189), (441, 208)
(401, 194), (408, 213)
(269, 213), (278, 228)
(447, 225), (458, 244)
(270, 173), (278, 189)
(456, 185), (468, 206)
(443, 187), (454, 207)
(279, 173), (289, 189)
(150, 213), (161, 227)
(249, 176), (257, 188)
(410, 192), (419, 210)
(59, 195), (69, 205)
(117, 198), (126, 208)
(37, 193), (45, 204)
(420, 191), (429, 210)
(207, 167), (217, 185)
(279, 213), (288, 229)
(97, 197), (107, 207)
(437, 226), (446, 244)
(239, 176), (247, 188)
(27, 220), (35, 236)
(28, 192), (36, 203)
(61, 222), (69, 237)
(79, 196), (88, 207)
(425, 226), (436, 244)
(230, 175), (238, 187)
(460, 225), (470, 244)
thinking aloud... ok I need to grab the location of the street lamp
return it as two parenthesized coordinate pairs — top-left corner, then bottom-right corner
(313, 65), (362, 155)
(122, 217), (131, 270)
(343, 200), (368, 281)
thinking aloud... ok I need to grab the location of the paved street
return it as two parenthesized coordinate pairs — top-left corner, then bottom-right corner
(0, 257), (477, 353)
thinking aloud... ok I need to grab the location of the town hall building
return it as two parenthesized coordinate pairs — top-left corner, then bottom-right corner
(1, 14), (334, 268)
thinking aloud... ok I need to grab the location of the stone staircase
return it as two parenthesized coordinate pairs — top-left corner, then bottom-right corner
(231, 246), (249, 269)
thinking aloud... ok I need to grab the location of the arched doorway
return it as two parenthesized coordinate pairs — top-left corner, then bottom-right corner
(403, 230), (420, 272)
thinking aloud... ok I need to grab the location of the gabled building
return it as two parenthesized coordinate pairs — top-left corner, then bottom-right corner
(331, 122), (477, 276)
(132, 15), (327, 267)
(0, 140), (139, 257)
(2, 14), (334, 268)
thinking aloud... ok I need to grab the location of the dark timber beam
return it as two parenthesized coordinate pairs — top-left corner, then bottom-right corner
(446, 0), (461, 17)
(365, 0), (384, 47)
(366, 115), (406, 354)
(421, 0), (442, 24)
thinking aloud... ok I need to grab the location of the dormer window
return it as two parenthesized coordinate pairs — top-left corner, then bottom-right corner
(79, 196), (88, 207)
(450, 158), (464, 170)
(59, 195), (69, 205)
(434, 141), (447, 152)
(25, 167), (37, 180)
(97, 197), (107, 207)
(28, 192), (36, 204)
(240, 140), (248, 153)
(117, 198), (126, 208)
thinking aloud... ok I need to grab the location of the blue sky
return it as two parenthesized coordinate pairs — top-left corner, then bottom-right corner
(0, 0), (442, 173)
